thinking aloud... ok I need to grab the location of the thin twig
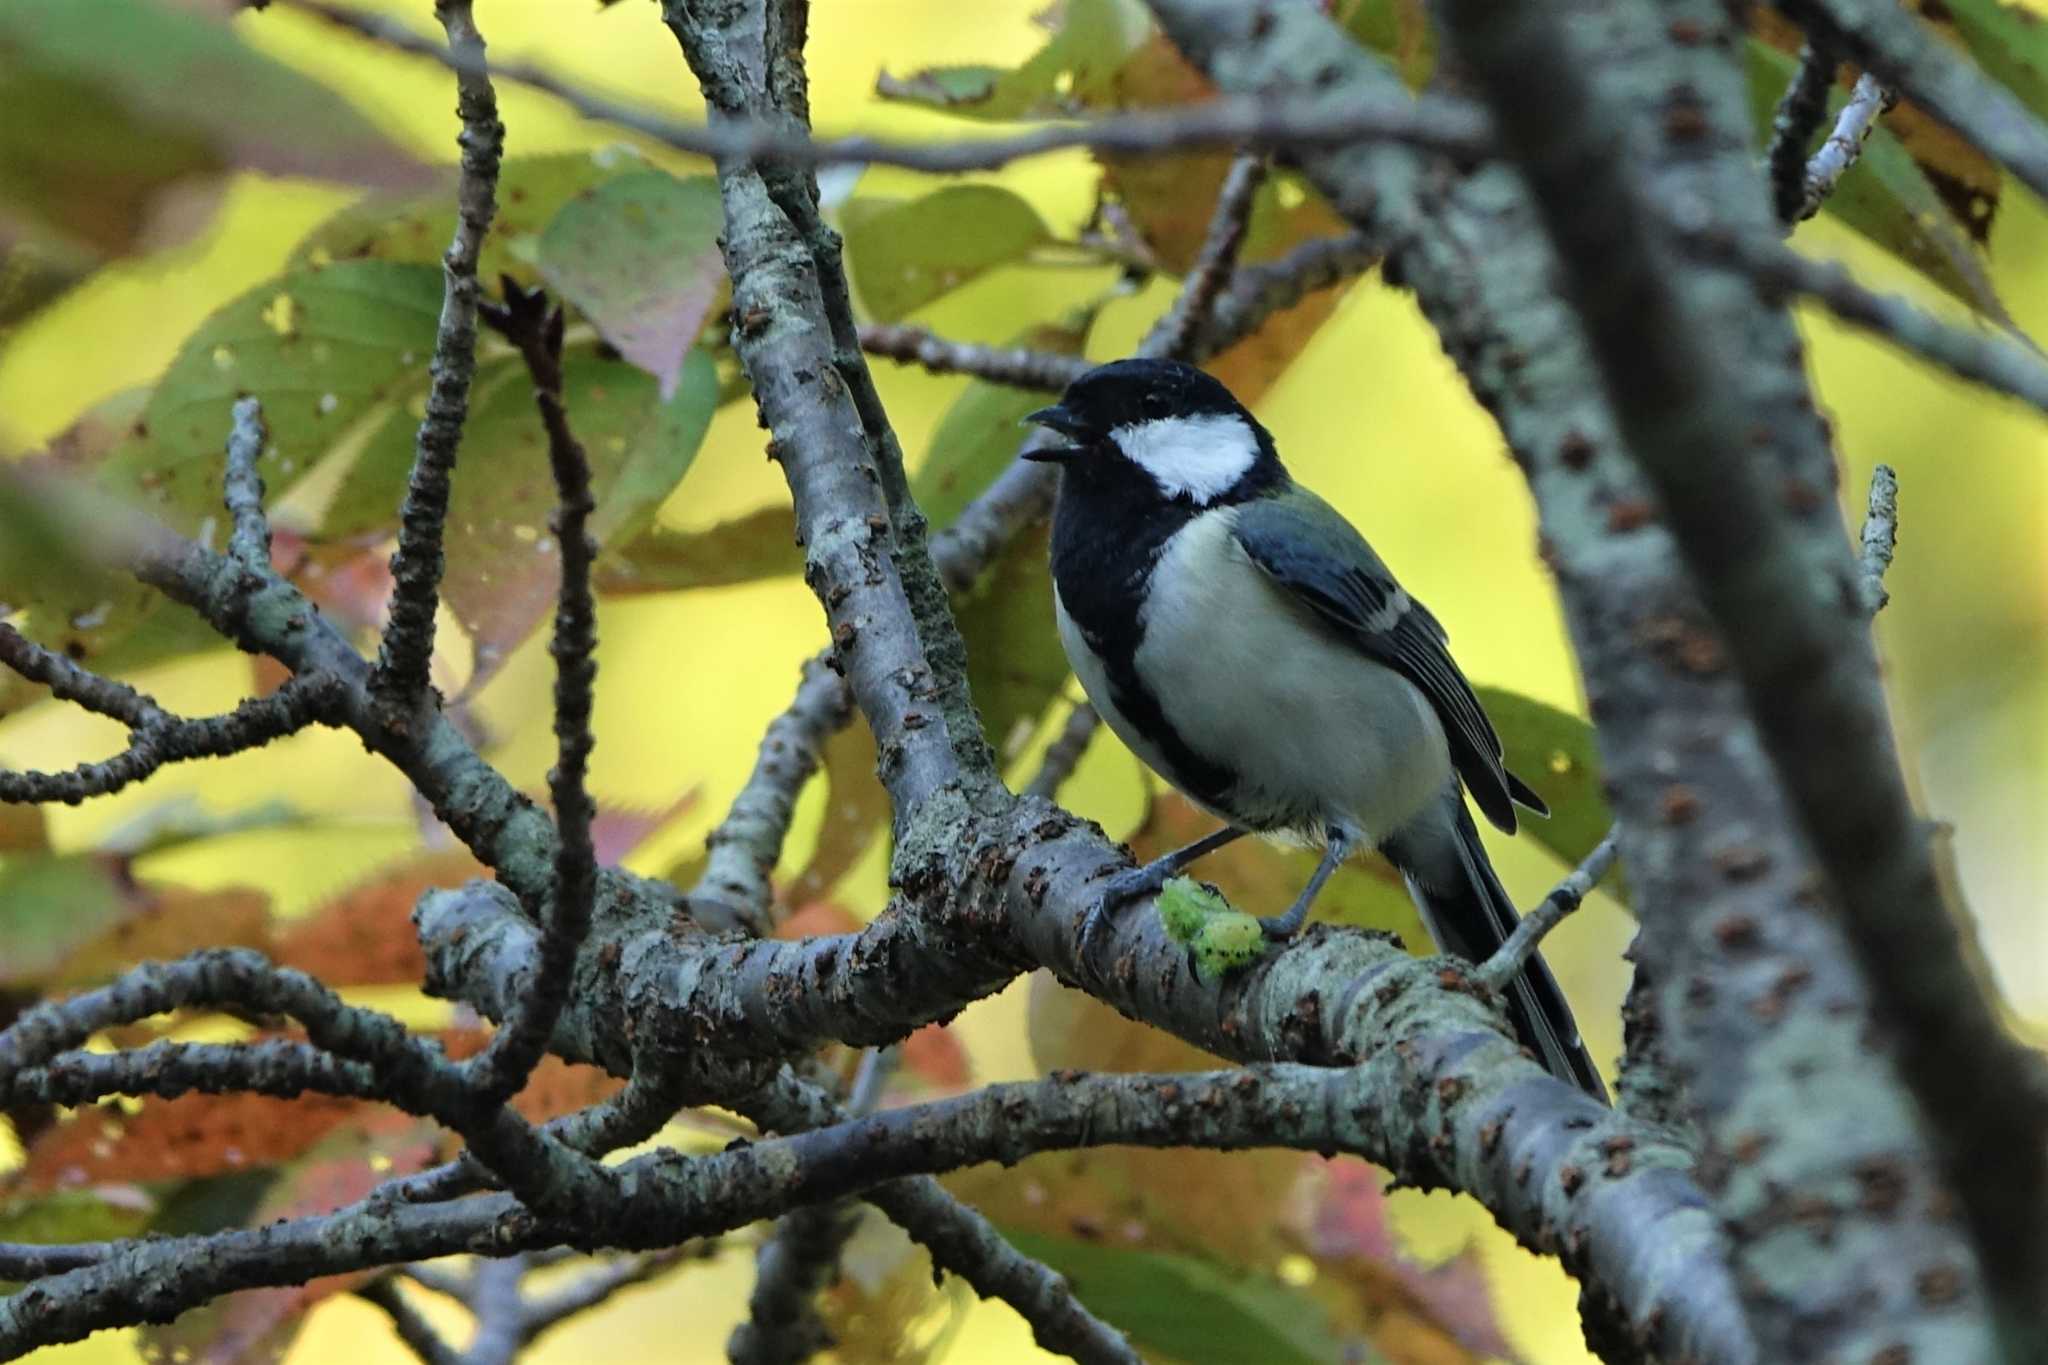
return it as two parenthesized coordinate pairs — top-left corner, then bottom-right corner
(520, 1246), (712, 1340)
(1797, 73), (1889, 222)
(0, 668), (343, 805)
(1023, 701), (1100, 799)
(1143, 152), (1268, 358)
(1476, 830), (1621, 993)
(1859, 463), (1899, 616)
(857, 323), (1091, 391)
(1678, 226), (2048, 415)
(0, 624), (164, 728)
(221, 396), (273, 574)
(1768, 43), (1837, 226)
(283, 0), (1490, 171)
(686, 654), (850, 935)
(359, 1277), (465, 1365)
(369, 0), (504, 706)
(463, 282), (598, 1108)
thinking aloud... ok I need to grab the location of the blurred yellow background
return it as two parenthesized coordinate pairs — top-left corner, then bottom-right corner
(2, 1), (2042, 1362)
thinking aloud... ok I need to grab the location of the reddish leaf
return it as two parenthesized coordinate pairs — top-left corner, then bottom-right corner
(775, 901), (864, 939)
(18, 1092), (368, 1193)
(438, 1028), (624, 1123)
(271, 849), (486, 989)
(590, 787), (701, 865)
(1285, 1160), (1514, 1363)
(139, 1112), (439, 1365)
(898, 1022), (970, 1092)
(54, 885), (270, 989)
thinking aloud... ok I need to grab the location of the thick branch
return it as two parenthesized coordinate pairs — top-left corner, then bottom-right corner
(1436, 0), (2037, 1352)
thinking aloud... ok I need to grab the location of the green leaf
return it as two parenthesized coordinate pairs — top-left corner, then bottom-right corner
(0, 854), (135, 990)
(1474, 686), (1627, 908)
(537, 170), (728, 398)
(953, 523), (1071, 765)
(0, 1190), (153, 1292)
(910, 320), (1090, 529)
(595, 505), (802, 594)
(843, 186), (1052, 322)
(0, 0), (421, 261)
(1744, 41), (2005, 319)
(874, 0), (1153, 120)
(1935, 0), (2048, 132)
(1333, 0), (1436, 89)
(997, 1230), (1353, 1365)
(325, 344), (720, 689)
(291, 148), (652, 284)
(100, 259), (444, 536)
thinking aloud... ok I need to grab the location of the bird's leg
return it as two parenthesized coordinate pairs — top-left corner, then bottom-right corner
(1259, 826), (1355, 939)
(1079, 824), (1247, 954)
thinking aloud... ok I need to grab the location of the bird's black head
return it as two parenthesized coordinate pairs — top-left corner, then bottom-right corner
(1022, 358), (1285, 509)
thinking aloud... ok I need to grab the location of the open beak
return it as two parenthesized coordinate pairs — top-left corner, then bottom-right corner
(1020, 404), (1087, 463)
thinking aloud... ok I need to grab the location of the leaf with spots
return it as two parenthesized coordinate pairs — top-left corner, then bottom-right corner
(291, 148), (655, 285)
(1473, 687), (1626, 908)
(843, 185), (1052, 322)
(98, 259), (444, 540)
(594, 505), (803, 595)
(537, 170), (728, 398)
(0, 0), (423, 266)
(320, 342), (719, 690)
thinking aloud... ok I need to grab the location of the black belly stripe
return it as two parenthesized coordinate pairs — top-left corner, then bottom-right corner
(1049, 486), (1242, 815)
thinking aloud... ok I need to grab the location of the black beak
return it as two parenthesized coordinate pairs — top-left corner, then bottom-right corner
(1021, 404), (1087, 463)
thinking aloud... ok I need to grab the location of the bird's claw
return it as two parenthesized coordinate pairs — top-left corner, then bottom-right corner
(1078, 863), (1173, 961)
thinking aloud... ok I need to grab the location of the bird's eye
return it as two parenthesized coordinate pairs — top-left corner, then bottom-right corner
(1141, 392), (1170, 418)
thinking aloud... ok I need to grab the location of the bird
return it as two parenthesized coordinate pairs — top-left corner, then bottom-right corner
(1023, 357), (1606, 1099)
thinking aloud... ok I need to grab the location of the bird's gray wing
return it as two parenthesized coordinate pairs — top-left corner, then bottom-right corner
(1230, 491), (1544, 833)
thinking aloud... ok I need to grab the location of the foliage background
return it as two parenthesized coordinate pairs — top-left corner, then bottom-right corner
(0, 0), (2041, 1361)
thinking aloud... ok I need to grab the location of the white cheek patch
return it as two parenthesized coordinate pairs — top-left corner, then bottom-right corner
(1110, 413), (1259, 503)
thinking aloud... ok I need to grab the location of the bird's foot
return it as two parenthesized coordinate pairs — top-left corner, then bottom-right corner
(1257, 905), (1310, 940)
(1078, 862), (1176, 960)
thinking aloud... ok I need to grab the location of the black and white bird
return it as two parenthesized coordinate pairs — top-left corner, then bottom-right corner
(1024, 358), (1605, 1098)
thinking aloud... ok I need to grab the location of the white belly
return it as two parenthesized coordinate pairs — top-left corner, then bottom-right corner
(1055, 511), (1452, 843)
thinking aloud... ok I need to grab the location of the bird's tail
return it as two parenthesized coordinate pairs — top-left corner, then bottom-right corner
(1389, 803), (1608, 1101)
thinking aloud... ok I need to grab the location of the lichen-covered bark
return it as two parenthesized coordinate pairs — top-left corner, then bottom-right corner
(1141, 0), (2009, 1359)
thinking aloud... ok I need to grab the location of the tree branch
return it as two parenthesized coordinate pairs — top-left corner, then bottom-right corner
(1141, 0), (2007, 1358)
(1859, 463), (1899, 617)
(1791, 0), (2048, 204)
(283, 0), (1490, 171)
(459, 284), (599, 1109)
(856, 323), (1091, 391)
(1796, 73), (1889, 222)
(1767, 43), (1838, 227)
(369, 0), (504, 706)
(1476, 829), (1619, 994)
(1434, 0), (2038, 1354)
(1675, 226), (2048, 415)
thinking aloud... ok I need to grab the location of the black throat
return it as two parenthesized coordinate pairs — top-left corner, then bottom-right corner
(1048, 463), (1282, 813)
